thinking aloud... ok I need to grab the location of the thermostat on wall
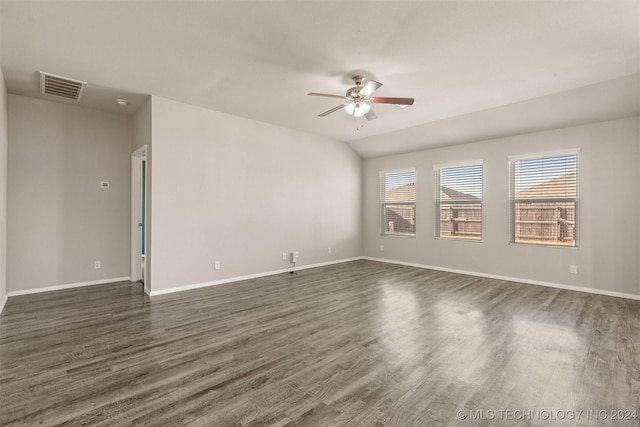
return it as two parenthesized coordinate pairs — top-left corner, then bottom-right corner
(100, 181), (110, 189)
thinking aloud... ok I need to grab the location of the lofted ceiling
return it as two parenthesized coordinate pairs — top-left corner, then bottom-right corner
(1, 0), (638, 158)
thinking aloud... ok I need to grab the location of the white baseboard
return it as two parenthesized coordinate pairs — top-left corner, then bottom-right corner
(0, 293), (8, 315)
(7, 257), (634, 302)
(364, 257), (640, 301)
(148, 257), (364, 297)
(6, 277), (132, 297)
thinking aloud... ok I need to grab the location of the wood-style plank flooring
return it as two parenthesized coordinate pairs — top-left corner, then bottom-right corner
(1, 260), (639, 426)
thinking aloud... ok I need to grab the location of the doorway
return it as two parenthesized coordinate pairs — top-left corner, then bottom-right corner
(131, 146), (147, 286)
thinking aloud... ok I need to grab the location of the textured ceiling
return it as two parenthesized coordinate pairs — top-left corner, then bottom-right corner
(1, 0), (638, 158)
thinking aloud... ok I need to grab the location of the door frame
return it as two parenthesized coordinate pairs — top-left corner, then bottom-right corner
(131, 145), (147, 283)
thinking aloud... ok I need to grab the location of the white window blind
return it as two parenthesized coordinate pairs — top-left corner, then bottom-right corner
(510, 152), (578, 246)
(380, 169), (416, 236)
(435, 162), (483, 240)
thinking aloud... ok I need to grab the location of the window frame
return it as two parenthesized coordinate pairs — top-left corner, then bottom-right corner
(379, 168), (417, 237)
(509, 150), (580, 247)
(434, 160), (484, 242)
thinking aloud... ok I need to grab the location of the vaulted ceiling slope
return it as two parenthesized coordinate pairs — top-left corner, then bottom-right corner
(1, 1), (638, 158)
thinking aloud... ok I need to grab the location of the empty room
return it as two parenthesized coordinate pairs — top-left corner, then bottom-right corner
(0, 1), (639, 426)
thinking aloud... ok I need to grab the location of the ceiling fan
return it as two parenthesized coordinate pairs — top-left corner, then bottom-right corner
(308, 75), (414, 121)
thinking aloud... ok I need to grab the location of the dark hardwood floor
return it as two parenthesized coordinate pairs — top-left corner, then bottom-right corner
(1, 260), (639, 426)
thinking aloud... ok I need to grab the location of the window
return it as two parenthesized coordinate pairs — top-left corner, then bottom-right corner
(510, 151), (578, 246)
(435, 162), (483, 240)
(380, 169), (416, 236)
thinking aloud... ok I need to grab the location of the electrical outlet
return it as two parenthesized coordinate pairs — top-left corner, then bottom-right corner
(569, 265), (578, 274)
(214, 261), (221, 270)
(380, 245), (384, 251)
(327, 247), (332, 254)
(282, 252), (287, 260)
(94, 261), (101, 269)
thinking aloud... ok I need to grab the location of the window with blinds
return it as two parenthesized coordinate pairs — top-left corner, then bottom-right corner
(380, 169), (416, 236)
(435, 162), (483, 240)
(510, 151), (578, 246)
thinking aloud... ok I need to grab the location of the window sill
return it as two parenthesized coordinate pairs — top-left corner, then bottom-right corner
(435, 237), (483, 243)
(509, 241), (578, 248)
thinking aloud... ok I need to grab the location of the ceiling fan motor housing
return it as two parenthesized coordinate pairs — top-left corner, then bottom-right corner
(346, 87), (361, 99)
(346, 75), (365, 99)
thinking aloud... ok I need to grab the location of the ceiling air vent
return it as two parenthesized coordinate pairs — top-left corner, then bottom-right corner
(39, 71), (87, 101)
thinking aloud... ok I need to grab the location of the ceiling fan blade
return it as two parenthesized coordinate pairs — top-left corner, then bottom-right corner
(364, 108), (378, 121)
(308, 92), (346, 100)
(359, 80), (382, 97)
(318, 103), (348, 117)
(372, 97), (415, 105)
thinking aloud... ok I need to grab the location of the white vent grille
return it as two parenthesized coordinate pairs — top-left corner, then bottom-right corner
(39, 72), (87, 101)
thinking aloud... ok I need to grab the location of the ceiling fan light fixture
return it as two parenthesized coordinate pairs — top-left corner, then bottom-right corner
(344, 101), (370, 117)
(344, 102), (355, 115)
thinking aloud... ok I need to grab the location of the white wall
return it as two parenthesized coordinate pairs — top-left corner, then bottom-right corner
(7, 95), (132, 292)
(148, 96), (362, 292)
(4, 92), (636, 301)
(364, 117), (640, 298)
(0, 68), (7, 312)
(132, 97), (151, 153)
